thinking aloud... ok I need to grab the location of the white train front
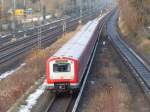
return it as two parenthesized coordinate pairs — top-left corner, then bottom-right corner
(46, 16), (104, 91)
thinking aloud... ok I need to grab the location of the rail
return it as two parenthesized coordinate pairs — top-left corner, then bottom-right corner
(0, 9), (101, 70)
(107, 11), (150, 102)
(44, 10), (113, 112)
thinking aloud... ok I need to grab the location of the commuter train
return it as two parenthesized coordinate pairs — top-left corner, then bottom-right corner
(46, 15), (105, 91)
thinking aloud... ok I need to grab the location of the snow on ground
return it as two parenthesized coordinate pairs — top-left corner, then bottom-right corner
(0, 63), (26, 80)
(19, 82), (46, 112)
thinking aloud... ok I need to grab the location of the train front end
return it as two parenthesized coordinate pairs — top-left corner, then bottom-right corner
(46, 57), (79, 91)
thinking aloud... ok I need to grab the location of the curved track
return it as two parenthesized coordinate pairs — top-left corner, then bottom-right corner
(107, 11), (150, 101)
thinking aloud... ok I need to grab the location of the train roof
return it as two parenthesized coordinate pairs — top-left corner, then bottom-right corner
(52, 16), (103, 59)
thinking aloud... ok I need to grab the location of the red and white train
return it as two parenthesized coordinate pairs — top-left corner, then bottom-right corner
(46, 15), (105, 91)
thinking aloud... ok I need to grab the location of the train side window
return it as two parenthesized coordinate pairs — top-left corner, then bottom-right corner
(53, 63), (71, 72)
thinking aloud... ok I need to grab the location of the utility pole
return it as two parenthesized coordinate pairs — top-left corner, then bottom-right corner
(0, 0), (3, 17)
(63, 0), (65, 15)
(24, 0), (26, 8)
(1, 0), (4, 13)
(89, 0), (92, 11)
(43, 5), (46, 24)
(12, 0), (16, 37)
(38, 24), (42, 49)
(13, 0), (16, 18)
(0, 0), (3, 30)
(38, 0), (42, 49)
(72, 0), (76, 14)
(23, 0), (26, 36)
(79, 0), (82, 24)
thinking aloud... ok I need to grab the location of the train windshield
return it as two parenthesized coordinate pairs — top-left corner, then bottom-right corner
(53, 63), (71, 72)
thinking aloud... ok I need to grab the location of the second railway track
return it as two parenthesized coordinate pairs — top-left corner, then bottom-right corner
(107, 11), (150, 102)
(0, 9), (101, 72)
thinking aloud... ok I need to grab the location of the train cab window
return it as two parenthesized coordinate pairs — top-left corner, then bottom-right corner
(53, 63), (71, 72)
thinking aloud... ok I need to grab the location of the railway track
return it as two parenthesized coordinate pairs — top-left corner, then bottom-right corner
(0, 19), (64, 45)
(44, 11), (113, 112)
(45, 94), (75, 112)
(0, 9), (98, 45)
(45, 33), (98, 112)
(0, 25), (61, 52)
(0, 9), (101, 71)
(107, 11), (150, 101)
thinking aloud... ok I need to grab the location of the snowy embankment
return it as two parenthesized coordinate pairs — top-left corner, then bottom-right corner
(0, 63), (26, 80)
(19, 82), (46, 112)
